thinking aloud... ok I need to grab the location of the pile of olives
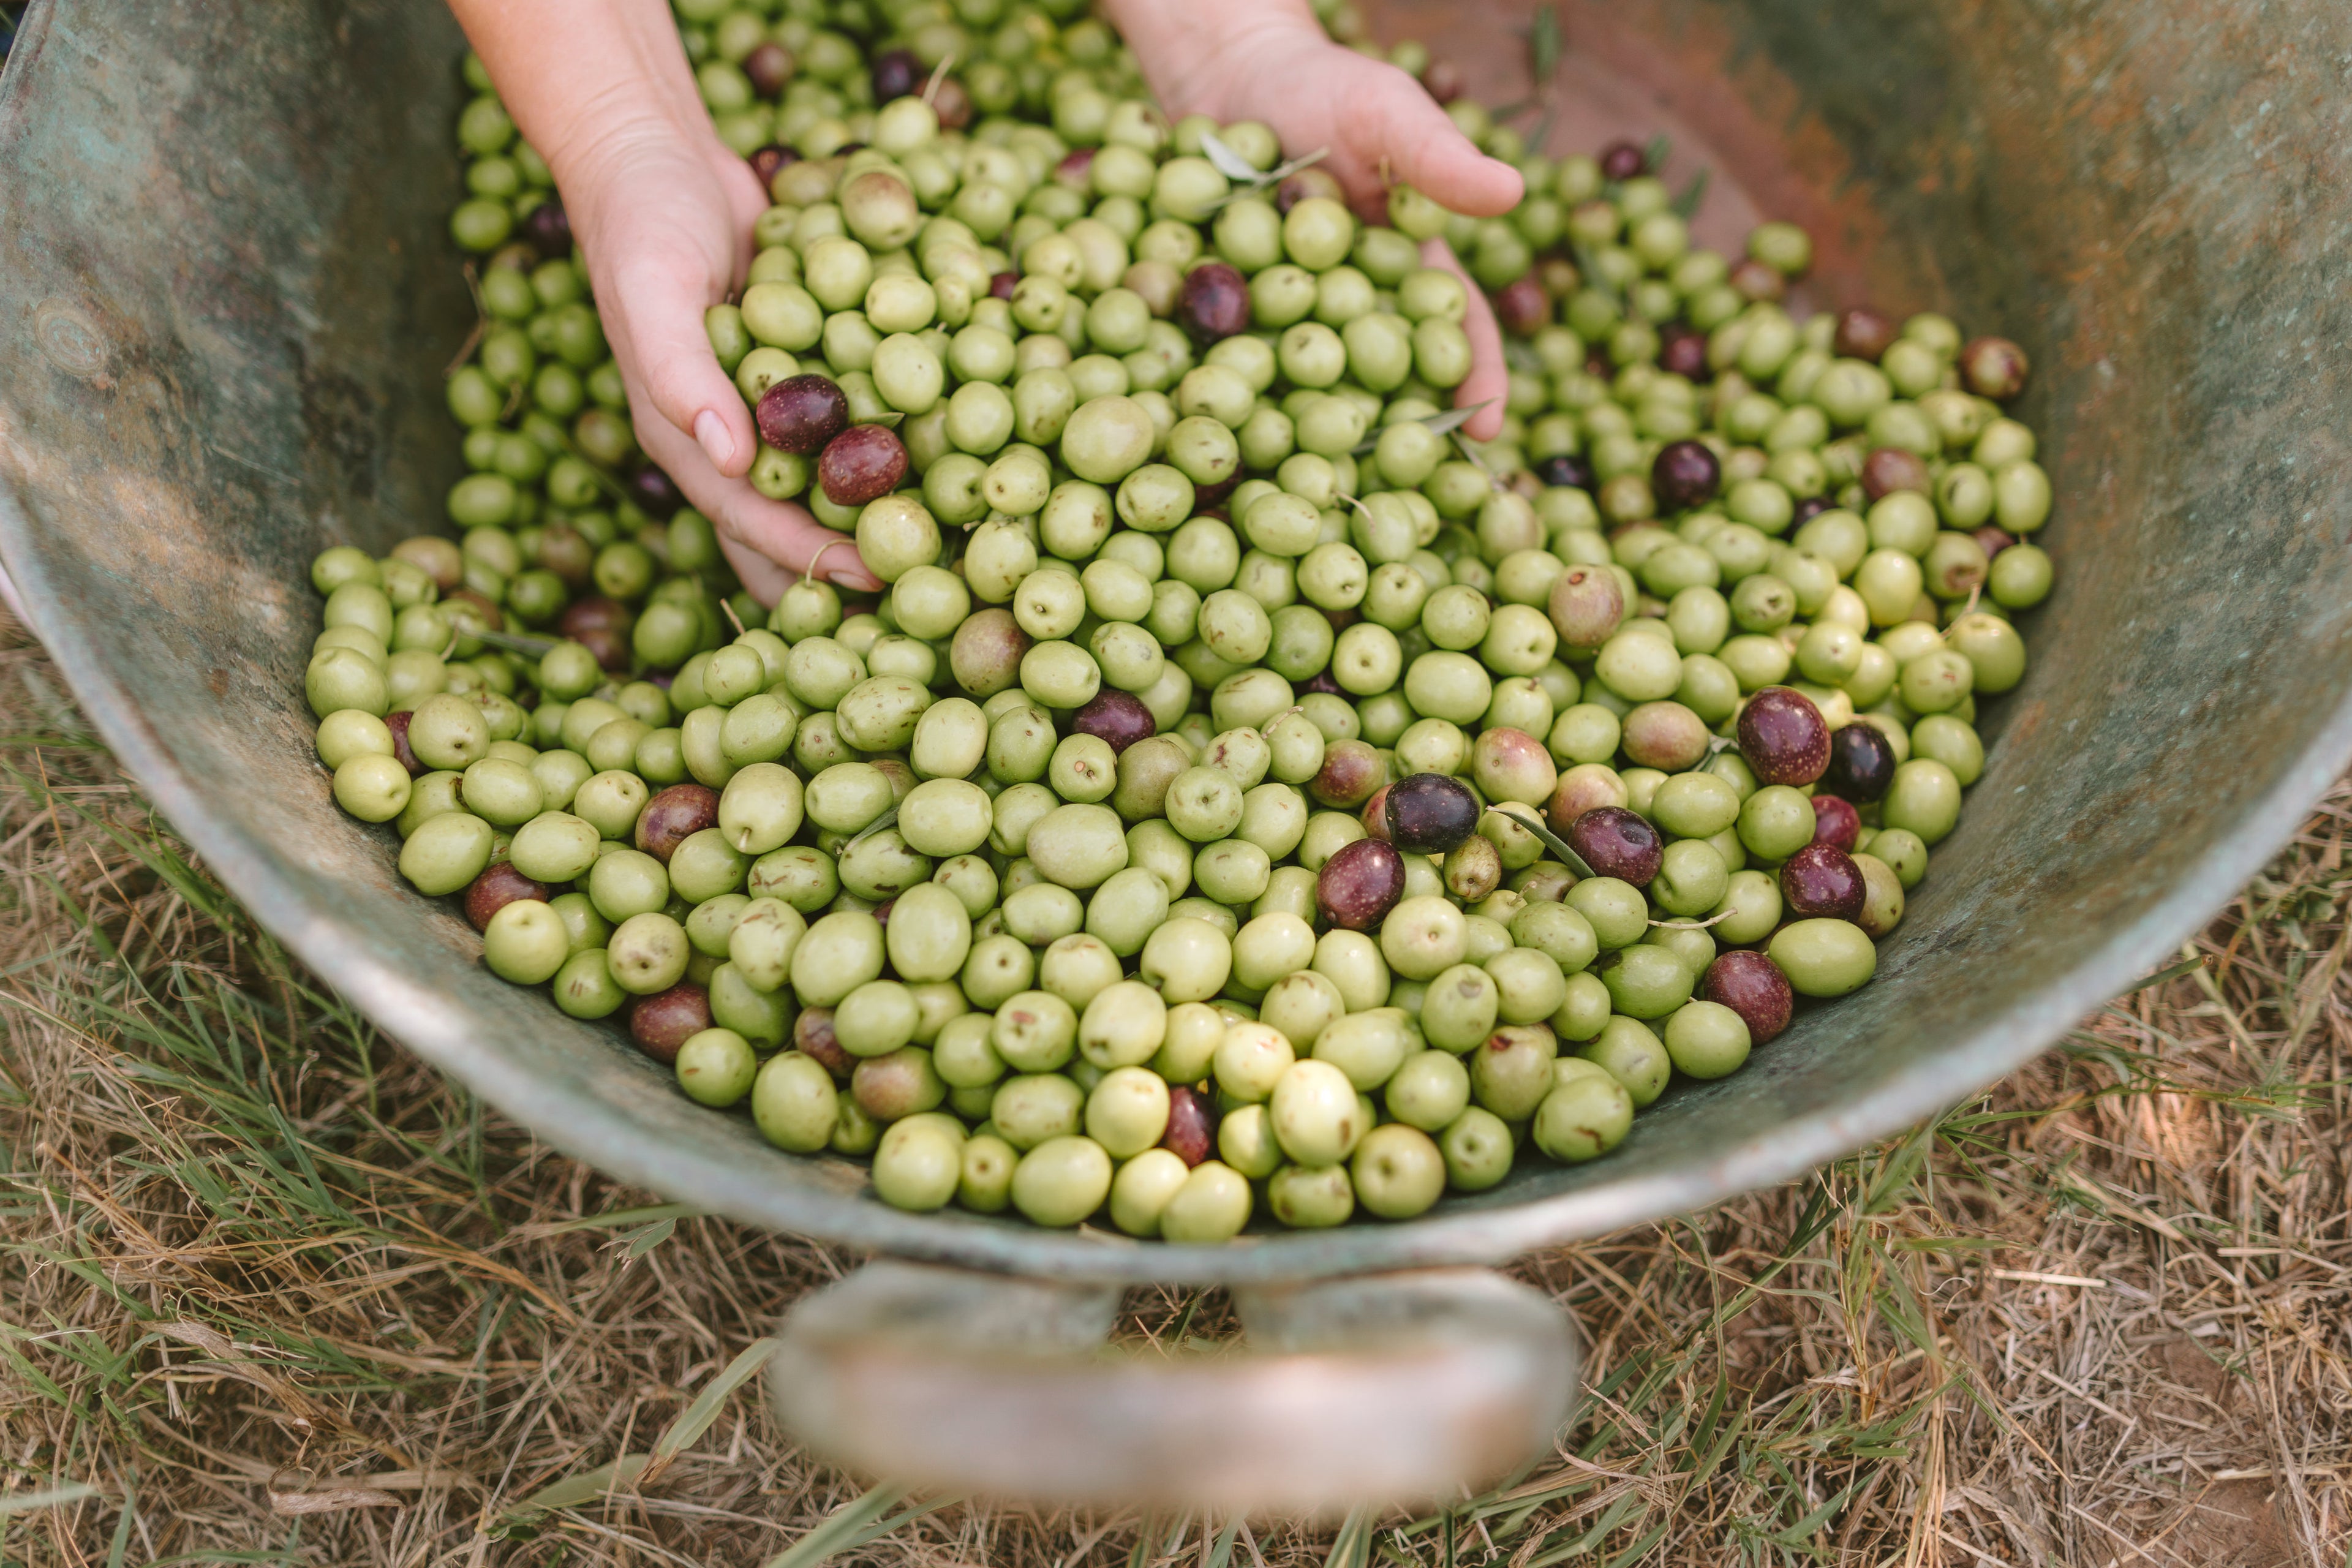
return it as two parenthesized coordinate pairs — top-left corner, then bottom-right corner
(301, 0), (2054, 1240)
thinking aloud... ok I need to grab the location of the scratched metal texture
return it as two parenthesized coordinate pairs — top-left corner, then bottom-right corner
(1, 0), (2348, 1284)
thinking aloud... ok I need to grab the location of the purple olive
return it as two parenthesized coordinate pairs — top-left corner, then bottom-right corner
(635, 783), (720, 864)
(1491, 274), (1550, 336)
(385, 709), (424, 776)
(870, 47), (924, 102)
(795, 1006), (853, 1079)
(1276, 167), (1345, 213)
(818, 423), (909, 508)
(1161, 1086), (1215, 1166)
(1834, 307), (1899, 363)
(1704, 952), (1793, 1044)
(1054, 146), (1096, 190)
(1421, 59), (1466, 105)
(1567, 806), (1663, 886)
(1317, 838), (1408, 932)
(1973, 525), (2018, 559)
(1809, 793), (1861, 853)
(1307, 740), (1385, 809)
(1793, 496), (1833, 524)
(1659, 326), (1709, 380)
(746, 43), (797, 99)
(756, 373), (850, 456)
(630, 466), (685, 519)
(1072, 690), (1156, 754)
(1651, 439), (1721, 511)
(1546, 770), (1625, 839)
(559, 596), (634, 671)
(1861, 447), (1931, 502)
(1736, 687), (1831, 786)
(1384, 772), (1480, 853)
(1178, 261), (1250, 345)
(1780, 843), (1867, 922)
(1534, 453), (1594, 492)
(930, 77), (973, 132)
(629, 984), (710, 1065)
(1547, 565), (1626, 653)
(1961, 336), (2030, 400)
(989, 270), (1019, 300)
(748, 143), (797, 186)
(1599, 140), (1648, 180)
(1807, 730), (1890, 812)
(464, 862), (548, 933)
(535, 522), (594, 587)
(523, 197), (573, 261)
(1360, 784), (1392, 841)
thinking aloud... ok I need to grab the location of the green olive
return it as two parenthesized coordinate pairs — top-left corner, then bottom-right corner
(1769, 918), (1877, 997)
(1532, 1071), (1634, 1163)
(1011, 1135), (1113, 1227)
(752, 1053), (840, 1152)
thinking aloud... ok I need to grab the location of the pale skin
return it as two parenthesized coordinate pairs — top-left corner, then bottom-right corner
(447, 0), (1523, 602)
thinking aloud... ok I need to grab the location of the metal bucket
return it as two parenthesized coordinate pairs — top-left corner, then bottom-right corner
(5, 0), (2347, 1512)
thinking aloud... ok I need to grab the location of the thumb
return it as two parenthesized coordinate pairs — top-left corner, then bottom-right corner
(612, 254), (758, 480)
(1352, 66), (1523, 219)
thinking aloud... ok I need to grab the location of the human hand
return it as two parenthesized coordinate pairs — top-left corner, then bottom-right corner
(559, 118), (883, 597)
(1105, 0), (1523, 440)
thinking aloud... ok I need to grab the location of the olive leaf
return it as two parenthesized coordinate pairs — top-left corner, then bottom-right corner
(1529, 7), (1563, 86)
(1349, 398), (1498, 454)
(471, 628), (559, 658)
(1195, 133), (1332, 214)
(842, 805), (900, 850)
(1483, 803), (1597, 880)
(1196, 129), (1266, 184)
(1642, 132), (1672, 175)
(1671, 167), (1711, 221)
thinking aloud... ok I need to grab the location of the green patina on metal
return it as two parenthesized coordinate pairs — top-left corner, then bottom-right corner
(1, 0), (2346, 1283)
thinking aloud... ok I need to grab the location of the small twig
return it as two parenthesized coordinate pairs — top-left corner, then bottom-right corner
(719, 597), (747, 638)
(1651, 909), (1737, 930)
(920, 53), (956, 107)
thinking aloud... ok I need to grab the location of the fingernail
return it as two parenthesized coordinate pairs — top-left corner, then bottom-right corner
(693, 410), (735, 470)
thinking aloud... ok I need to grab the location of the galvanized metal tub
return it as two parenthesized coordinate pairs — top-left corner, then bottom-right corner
(3, 0), (2346, 1511)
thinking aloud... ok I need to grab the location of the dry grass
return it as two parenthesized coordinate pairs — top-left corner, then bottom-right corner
(0, 606), (2345, 1568)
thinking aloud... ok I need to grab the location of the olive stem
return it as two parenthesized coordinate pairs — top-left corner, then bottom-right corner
(474, 627), (559, 658)
(919, 53), (956, 107)
(1651, 909), (1737, 930)
(1482, 803), (1596, 881)
(719, 596), (747, 638)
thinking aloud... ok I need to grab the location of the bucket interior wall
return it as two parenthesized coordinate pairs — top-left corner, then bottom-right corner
(1, 0), (2346, 1284)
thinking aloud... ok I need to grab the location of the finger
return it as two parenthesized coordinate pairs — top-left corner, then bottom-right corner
(1422, 238), (1507, 442)
(608, 250), (758, 479)
(1338, 65), (1523, 219)
(711, 151), (769, 285)
(715, 530), (798, 608)
(637, 414), (883, 592)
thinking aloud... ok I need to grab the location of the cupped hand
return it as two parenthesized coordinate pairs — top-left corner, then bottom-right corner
(1115, 2), (1523, 440)
(560, 118), (881, 598)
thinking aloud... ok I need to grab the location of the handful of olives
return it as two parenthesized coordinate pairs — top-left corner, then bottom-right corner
(304, 0), (2051, 1240)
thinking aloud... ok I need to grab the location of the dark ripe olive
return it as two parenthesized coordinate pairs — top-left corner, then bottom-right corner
(1728, 257), (1785, 303)
(870, 47), (924, 102)
(385, 709), (424, 775)
(1808, 792), (1861, 853)
(989, 270), (1019, 300)
(1317, 837), (1408, 932)
(1385, 772), (1479, 853)
(535, 522), (595, 587)
(523, 197), (573, 261)
(1547, 564), (1625, 652)
(630, 466), (685, 520)
(1833, 307), (1899, 364)
(1703, 951), (1793, 1044)
(1567, 805), (1663, 886)
(1491, 274), (1550, 336)
(872, 897), (896, 927)
(1054, 146), (1096, 190)
(1736, 687), (1831, 786)
(1308, 739), (1385, 809)
(1444, 835), (1502, 902)
(1420, 59), (1466, 105)
(464, 862), (548, 933)
(1861, 447), (1931, 502)
(1780, 843), (1867, 922)
(560, 594), (632, 641)
(1194, 473), (1240, 511)
(1072, 690), (1156, 754)
(745, 42), (797, 99)
(629, 983), (710, 1065)
(1599, 139), (1648, 180)
(930, 77), (974, 132)
(748, 143), (799, 186)
(1276, 166), (1346, 214)
(1161, 1085), (1215, 1166)
(1301, 668), (1345, 697)
(1534, 453), (1594, 492)
(818, 423), (910, 508)
(1819, 722), (1897, 803)
(795, 1005), (853, 1079)
(1793, 496), (1833, 524)
(949, 606), (1031, 697)
(394, 535), (466, 592)
(1973, 525), (2017, 559)
(834, 143), (867, 157)
(579, 625), (630, 671)
(1658, 326), (1709, 381)
(1178, 262), (1251, 346)
(1651, 439), (1721, 511)
(756, 373), (851, 456)
(1961, 336), (2030, 401)
(635, 782), (720, 863)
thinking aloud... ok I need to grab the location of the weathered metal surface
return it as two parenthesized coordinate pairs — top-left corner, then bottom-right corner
(2, 0), (2348, 1286)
